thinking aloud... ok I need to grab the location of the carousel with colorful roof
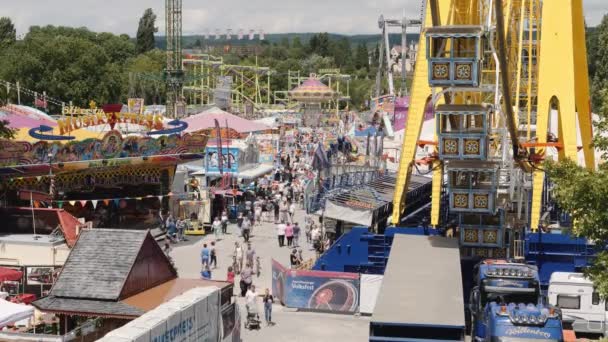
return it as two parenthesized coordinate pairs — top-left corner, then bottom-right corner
(288, 73), (340, 128)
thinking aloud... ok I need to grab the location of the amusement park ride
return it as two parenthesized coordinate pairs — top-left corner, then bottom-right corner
(390, 0), (594, 260)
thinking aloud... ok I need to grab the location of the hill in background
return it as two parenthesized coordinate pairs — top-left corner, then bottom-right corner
(154, 33), (420, 50)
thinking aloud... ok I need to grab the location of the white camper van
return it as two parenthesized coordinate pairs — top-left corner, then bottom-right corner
(548, 272), (608, 337)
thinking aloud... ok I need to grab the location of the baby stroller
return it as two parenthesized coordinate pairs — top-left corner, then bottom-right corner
(245, 304), (261, 330)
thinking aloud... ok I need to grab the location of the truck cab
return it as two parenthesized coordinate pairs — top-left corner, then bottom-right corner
(548, 272), (607, 337)
(470, 260), (563, 341)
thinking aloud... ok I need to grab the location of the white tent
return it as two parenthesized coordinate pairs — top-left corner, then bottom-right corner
(0, 299), (34, 328)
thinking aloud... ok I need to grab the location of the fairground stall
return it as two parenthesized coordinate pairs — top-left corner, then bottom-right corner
(0, 104), (208, 230)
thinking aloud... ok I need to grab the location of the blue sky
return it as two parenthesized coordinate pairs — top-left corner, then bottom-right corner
(1, 0), (606, 37)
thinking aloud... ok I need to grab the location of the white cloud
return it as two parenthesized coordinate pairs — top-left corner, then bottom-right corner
(0, 0), (606, 37)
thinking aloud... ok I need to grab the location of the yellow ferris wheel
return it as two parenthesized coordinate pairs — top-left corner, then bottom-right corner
(391, 0), (594, 257)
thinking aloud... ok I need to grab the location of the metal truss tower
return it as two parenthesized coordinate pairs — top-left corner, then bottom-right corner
(166, 0), (184, 118)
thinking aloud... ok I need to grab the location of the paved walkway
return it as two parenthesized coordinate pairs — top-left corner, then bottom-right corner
(170, 208), (370, 341)
(170, 207), (315, 288)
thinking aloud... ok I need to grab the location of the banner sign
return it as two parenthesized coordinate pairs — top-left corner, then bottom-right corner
(0, 131), (208, 168)
(272, 259), (360, 313)
(271, 259), (288, 305)
(394, 96), (409, 131)
(206, 147), (239, 173)
(57, 108), (164, 135)
(127, 98), (145, 115)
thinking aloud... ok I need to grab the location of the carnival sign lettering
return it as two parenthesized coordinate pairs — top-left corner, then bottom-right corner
(345, 200), (375, 209)
(504, 327), (551, 339)
(57, 107), (164, 135)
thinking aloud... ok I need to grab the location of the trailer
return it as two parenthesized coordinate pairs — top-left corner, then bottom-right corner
(548, 272), (607, 337)
(369, 235), (465, 341)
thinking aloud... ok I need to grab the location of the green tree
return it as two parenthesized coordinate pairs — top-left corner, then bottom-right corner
(280, 37), (290, 49)
(308, 33), (331, 56)
(0, 17), (16, 47)
(331, 38), (353, 71)
(136, 8), (157, 54)
(545, 159), (608, 296)
(0, 26), (137, 108)
(292, 37), (303, 49)
(355, 43), (369, 71)
(125, 50), (166, 104)
(590, 14), (608, 110)
(545, 76), (608, 296)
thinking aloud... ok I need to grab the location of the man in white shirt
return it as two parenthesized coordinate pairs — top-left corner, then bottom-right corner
(245, 285), (258, 313)
(276, 220), (286, 247)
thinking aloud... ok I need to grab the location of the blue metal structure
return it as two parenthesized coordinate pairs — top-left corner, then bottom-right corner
(426, 25), (483, 87)
(312, 227), (440, 274)
(524, 230), (597, 288)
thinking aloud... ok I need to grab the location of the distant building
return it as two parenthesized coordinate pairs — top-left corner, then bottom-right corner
(389, 43), (419, 74)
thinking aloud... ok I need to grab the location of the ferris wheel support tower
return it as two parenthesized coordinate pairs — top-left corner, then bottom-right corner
(390, 0), (594, 257)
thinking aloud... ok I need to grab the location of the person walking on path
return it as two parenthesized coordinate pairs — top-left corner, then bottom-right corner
(288, 200), (296, 223)
(290, 248), (301, 268)
(236, 212), (244, 237)
(241, 217), (252, 242)
(227, 266), (235, 284)
(273, 199), (280, 223)
(246, 242), (256, 268)
(212, 217), (221, 240)
(221, 211), (228, 234)
(201, 243), (210, 267)
(254, 200), (263, 226)
(279, 200), (289, 223)
(240, 263), (253, 297)
(305, 218), (312, 244)
(293, 222), (301, 248)
(210, 241), (218, 268)
(276, 220), (286, 247)
(234, 242), (244, 273)
(246, 285), (258, 313)
(285, 222), (294, 247)
(263, 288), (274, 326)
(311, 225), (321, 252)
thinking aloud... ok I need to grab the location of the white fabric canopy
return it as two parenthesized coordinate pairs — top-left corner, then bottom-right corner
(0, 299), (34, 328)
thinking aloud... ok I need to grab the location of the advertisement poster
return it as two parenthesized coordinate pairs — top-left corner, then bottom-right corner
(271, 259), (288, 305)
(206, 147), (239, 173)
(272, 259), (360, 313)
(221, 303), (241, 342)
(127, 98), (145, 115)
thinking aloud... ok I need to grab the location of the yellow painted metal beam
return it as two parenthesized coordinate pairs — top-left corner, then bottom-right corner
(391, 0), (451, 226)
(430, 161), (443, 226)
(531, 0), (591, 231)
(572, 0), (595, 170)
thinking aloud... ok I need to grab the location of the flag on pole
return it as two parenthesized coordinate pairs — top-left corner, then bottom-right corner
(311, 144), (330, 171)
